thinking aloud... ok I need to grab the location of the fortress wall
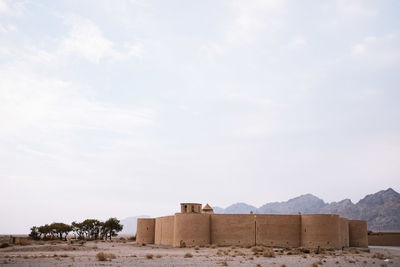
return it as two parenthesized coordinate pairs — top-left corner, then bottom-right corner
(339, 218), (349, 248)
(301, 214), (341, 249)
(136, 218), (155, 244)
(349, 220), (368, 247)
(368, 232), (400, 246)
(173, 213), (211, 247)
(256, 215), (301, 247)
(154, 216), (175, 246)
(210, 214), (255, 246)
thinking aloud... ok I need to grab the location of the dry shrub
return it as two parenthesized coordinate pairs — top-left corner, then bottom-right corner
(156, 254), (162, 258)
(60, 254), (68, 257)
(349, 248), (359, 254)
(210, 244), (217, 249)
(216, 261), (228, 266)
(311, 262), (319, 267)
(0, 243), (10, 248)
(96, 252), (116, 261)
(194, 246), (200, 250)
(281, 265), (287, 267)
(231, 254), (236, 257)
(184, 252), (193, 258)
(380, 264), (387, 267)
(372, 252), (387, 260)
(263, 249), (275, 258)
(146, 254), (153, 259)
(302, 254), (308, 258)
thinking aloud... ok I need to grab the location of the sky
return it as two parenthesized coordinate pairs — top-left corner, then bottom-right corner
(0, 0), (399, 234)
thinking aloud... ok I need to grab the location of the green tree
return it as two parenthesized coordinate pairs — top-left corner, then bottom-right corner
(29, 226), (40, 240)
(38, 224), (51, 240)
(49, 223), (72, 240)
(81, 219), (102, 240)
(103, 218), (123, 240)
(72, 221), (84, 240)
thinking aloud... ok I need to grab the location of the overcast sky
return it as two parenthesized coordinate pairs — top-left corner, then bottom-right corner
(1, 0), (399, 234)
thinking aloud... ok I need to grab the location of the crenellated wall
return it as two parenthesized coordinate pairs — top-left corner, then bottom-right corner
(301, 214), (341, 248)
(139, 210), (368, 249)
(256, 215), (301, 248)
(136, 218), (155, 244)
(154, 216), (175, 246)
(211, 214), (255, 247)
(349, 220), (368, 247)
(368, 232), (400, 246)
(339, 218), (349, 248)
(173, 213), (210, 247)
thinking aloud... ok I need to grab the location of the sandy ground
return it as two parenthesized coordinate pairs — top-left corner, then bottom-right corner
(0, 240), (399, 266)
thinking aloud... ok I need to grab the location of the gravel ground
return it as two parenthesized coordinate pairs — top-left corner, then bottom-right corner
(0, 240), (399, 266)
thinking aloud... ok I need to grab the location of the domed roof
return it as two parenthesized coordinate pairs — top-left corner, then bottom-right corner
(202, 203), (213, 210)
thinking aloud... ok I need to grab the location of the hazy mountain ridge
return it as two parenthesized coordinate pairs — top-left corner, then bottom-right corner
(120, 188), (399, 234)
(213, 188), (400, 231)
(120, 215), (150, 235)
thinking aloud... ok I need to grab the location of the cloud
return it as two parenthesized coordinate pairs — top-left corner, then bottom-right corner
(60, 15), (113, 63)
(0, 0), (8, 13)
(336, 0), (378, 17)
(287, 35), (308, 49)
(56, 15), (144, 63)
(0, 64), (154, 139)
(227, 0), (286, 45)
(351, 34), (400, 68)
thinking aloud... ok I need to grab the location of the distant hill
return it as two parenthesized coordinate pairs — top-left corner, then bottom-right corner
(224, 202), (257, 214)
(120, 215), (150, 235)
(212, 188), (400, 231)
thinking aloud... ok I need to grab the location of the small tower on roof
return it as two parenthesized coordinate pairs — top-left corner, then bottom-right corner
(202, 203), (214, 214)
(180, 203), (202, 213)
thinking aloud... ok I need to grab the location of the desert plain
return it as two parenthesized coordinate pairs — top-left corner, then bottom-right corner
(0, 236), (399, 267)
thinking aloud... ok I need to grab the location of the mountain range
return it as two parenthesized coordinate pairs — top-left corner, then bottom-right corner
(214, 188), (400, 231)
(120, 188), (400, 234)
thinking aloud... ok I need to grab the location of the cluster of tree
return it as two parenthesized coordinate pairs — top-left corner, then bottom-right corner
(29, 218), (123, 241)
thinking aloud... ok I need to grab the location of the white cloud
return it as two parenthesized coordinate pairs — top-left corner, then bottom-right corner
(351, 34), (400, 68)
(0, 64), (154, 138)
(336, 0), (378, 17)
(56, 15), (144, 63)
(0, 0), (8, 13)
(199, 0), (286, 58)
(288, 35), (308, 49)
(226, 0), (286, 45)
(60, 15), (114, 63)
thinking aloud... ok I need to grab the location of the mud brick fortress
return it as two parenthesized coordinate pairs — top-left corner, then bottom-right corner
(136, 203), (369, 248)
